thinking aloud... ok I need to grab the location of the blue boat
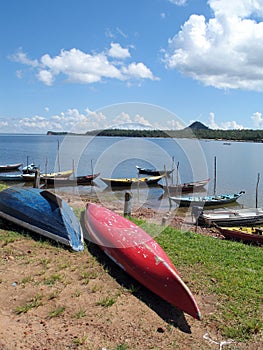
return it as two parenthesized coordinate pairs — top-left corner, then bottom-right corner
(0, 187), (84, 251)
(169, 191), (245, 207)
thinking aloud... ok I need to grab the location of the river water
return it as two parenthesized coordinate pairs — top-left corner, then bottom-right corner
(1, 133), (263, 210)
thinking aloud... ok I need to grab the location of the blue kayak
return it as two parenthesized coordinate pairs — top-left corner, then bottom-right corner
(0, 187), (84, 251)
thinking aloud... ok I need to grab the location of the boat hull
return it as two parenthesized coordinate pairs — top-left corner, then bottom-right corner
(160, 178), (210, 194)
(136, 166), (174, 176)
(198, 208), (263, 227)
(0, 187), (84, 251)
(100, 175), (164, 188)
(170, 191), (244, 207)
(219, 226), (263, 244)
(0, 163), (23, 172)
(84, 203), (201, 320)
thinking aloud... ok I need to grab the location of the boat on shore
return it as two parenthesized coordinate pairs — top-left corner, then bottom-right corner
(0, 162), (22, 172)
(100, 174), (165, 188)
(169, 191), (245, 207)
(0, 187), (84, 251)
(160, 178), (210, 194)
(136, 165), (174, 177)
(198, 207), (263, 227)
(22, 163), (39, 174)
(218, 226), (263, 245)
(84, 202), (201, 320)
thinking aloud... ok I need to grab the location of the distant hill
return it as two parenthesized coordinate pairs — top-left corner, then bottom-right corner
(186, 121), (209, 130)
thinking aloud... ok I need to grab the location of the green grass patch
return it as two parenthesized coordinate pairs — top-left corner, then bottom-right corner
(131, 218), (263, 341)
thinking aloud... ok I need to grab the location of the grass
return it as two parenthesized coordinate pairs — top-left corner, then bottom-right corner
(131, 218), (263, 341)
(15, 293), (43, 314)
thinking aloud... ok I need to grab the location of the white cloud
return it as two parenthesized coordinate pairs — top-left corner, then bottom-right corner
(208, 112), (244, 129)
(11, 44), (158, 85)
(251, 111), (263, 127)
(164, 0), (263, 91)
(168, 0), (187, 5)
(122, 62), (159, 80)
(108, 42), (130, 59)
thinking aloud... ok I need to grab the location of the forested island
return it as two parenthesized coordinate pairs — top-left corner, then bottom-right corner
(47, 121), (263, 143)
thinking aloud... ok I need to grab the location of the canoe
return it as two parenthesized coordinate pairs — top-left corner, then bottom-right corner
(219, 226), (263, 245)
(0, 174), (23, 181)
(169, 191), (245, 207)
(0, 162), (23, 172)
(23, 169), (74, 182)
(84, 203), (201, 320)
(42, 173), (100, 186)
(0, 187), (84, 251)
(100, 174), (165, 188)
(160, 178), (210, 194)
(136, 166), (174, 176)
(198, 207), (263, 227)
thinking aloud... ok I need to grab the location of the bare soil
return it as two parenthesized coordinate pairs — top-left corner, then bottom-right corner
(0, 193), (262, 350)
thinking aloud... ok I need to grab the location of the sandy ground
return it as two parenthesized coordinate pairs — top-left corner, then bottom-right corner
(0, 192), (262, 350)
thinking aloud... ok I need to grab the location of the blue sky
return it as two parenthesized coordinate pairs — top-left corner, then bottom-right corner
(1, 0), (263, 133)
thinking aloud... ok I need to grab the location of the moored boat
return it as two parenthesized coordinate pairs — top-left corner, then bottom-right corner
(0, 162), (22, 172)
(160, 178), (210, 194)
(84, 202), (201, 320)
(0, 174), (23, 181)
(218, 226), (263, 245)
(136, 165), (174, 176)
(42, 173), (100, 186)
(198, 207), (263, 227)
(0, 187), (84, 251)
(169, 191), (245, 207)
(100, 174), (165, 188)
(22, 169), (74, 182)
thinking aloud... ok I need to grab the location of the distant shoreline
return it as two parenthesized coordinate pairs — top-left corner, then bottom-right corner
(46, 129), (263, 143)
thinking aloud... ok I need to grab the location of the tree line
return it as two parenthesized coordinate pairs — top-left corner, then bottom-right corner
(47, 128), (263, 142)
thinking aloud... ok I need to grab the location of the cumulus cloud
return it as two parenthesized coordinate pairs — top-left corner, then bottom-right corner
(108, 42), (130, 59)
(164, 0), (263, 91)
(251, 111), (263, 128)
(11, 43), (158, 86)
(208, 112), (244, 129)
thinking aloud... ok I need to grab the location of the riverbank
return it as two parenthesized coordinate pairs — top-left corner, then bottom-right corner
(0, 192), (262, 350)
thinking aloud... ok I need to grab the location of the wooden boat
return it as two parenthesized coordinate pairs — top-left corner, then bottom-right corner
(100, 174), (165, 188)
(22, 169), (74, 182)
(84, 203), (201, 320)
(0, 187), (84, 251)
(198, 207), (263, 227)
(0, 174), (23, 181)
(219, 226), (263, 245)
(136, 166), (174, 176)
(160, 178), (210, 194)
(0, 162), (22, 172)
(42, 173), (100, 186)
(169, 191), (245, 207)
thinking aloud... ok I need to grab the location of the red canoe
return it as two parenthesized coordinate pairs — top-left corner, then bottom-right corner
(84, 203), (201, 320)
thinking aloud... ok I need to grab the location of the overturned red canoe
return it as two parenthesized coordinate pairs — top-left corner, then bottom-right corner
(84, 203), (201, 320)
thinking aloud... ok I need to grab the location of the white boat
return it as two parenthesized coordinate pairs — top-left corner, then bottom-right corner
(198, 207), (263, 227)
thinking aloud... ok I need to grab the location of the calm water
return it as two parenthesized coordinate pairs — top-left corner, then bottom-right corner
(1, 133), (263, 210)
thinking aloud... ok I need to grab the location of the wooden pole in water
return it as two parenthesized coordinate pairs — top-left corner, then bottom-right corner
(256, 173), (260, 208)
(213, 156), (217, 195)
(57, 139), (61, 172)
(164, 165), (172, 210)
